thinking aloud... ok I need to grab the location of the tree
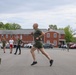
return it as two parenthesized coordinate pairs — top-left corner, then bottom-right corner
(0, 22), (21, 30)
(4, 23), (11, 30)
(12, 23), (21, 30)
(49, 24), (57, 30)
(0, 22), (4, 28)
(0, 22), (22, 30)
(53, 25), (57, 30)
(64, 25), (74, 42)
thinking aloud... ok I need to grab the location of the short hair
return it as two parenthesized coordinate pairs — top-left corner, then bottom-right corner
(33, 23), (38, 27)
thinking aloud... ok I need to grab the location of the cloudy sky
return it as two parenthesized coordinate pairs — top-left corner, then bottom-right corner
(0, 0), (76, 29)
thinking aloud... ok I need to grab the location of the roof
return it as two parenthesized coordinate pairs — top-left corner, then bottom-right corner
(0, 29), (65, 34)
(47, 29), (65, 34)
(56, 30), (65, 34)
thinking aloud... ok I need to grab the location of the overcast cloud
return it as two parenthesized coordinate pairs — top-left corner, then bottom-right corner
(0, 0), (76, 29)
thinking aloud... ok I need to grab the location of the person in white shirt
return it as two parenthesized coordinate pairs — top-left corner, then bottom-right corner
(9, 37), (14, 54)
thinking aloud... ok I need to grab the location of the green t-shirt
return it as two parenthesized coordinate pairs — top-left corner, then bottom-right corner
(17, 39), (22, 45)
(2, 40), (6, 47)
(33, 29), (42, 42)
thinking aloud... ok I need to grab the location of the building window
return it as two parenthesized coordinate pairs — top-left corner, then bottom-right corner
(14, 34), (18, 38)
(53, 40), (57, 46)
(46, 33), (50, 38)
(20, 35), (22, 39)
(46, 40), (50, 44)
(1, 34), (4, 37)
(14, 35), (16, 38)
(6, 34), (8, 38)
(16, 35), (19, 38)
(54, 33), (57, 38)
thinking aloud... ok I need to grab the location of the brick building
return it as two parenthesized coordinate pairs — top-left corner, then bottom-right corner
(0, 29), (65, 47)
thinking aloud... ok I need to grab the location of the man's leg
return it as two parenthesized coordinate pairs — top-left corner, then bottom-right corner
(3, 47), (6, 53)
(11, 45), (13, 53)
(30, 47), (37, 65)
(39, 48), (51, 60)
(14, 45), (18, 55)
(39, 48), (53, 66)
(19, 45), (21, 55)
(10, 46), (12, 54)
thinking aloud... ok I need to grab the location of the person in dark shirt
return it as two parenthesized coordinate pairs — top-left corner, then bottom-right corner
(30, 23), (53, 66)
(14, 37), (22, 55)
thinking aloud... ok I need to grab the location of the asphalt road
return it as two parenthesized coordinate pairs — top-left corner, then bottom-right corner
(0, 48), (76, 75)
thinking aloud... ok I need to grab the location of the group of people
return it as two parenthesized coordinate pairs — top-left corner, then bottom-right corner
(1, 36), (22, 55)
(0, 23), (54, 66)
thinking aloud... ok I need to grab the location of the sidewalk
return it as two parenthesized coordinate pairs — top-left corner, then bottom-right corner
(0, 48), (76, 75)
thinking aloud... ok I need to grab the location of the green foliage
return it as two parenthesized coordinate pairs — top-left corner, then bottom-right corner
(12, 23), (21, 30)
(0, 22), (4, 28)
(64, 25), (74, 42)
(72, 38), (76, 43)
(0, 22), (21, 30)
(4, 23), (11, 30)
(49, 24), (57, 30)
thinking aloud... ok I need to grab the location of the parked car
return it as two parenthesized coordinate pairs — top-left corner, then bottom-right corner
(61, 44), (67, 48)
(43, 43), (54, 48)
(24, 44), (28, 48)
(69, 44), (76, 49)
(24, 43), (33, 48)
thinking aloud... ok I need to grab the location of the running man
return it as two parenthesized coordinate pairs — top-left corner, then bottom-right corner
(30, 23), (54, 66)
